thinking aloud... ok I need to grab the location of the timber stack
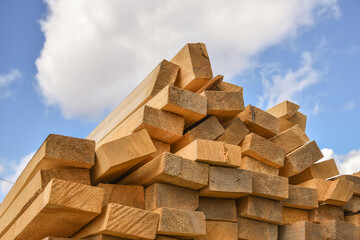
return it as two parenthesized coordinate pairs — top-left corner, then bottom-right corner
(1, 43), (360, 240)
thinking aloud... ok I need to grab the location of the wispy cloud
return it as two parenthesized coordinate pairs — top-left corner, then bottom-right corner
(320, 147), (360, 175)
(344, 101), (355, 110)
(0, 69), (22, 98)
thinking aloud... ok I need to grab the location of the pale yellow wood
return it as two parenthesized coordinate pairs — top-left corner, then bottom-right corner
(120, 152), (209, 190)
(172, 43), (213, 92)
(278, 221), (327, 240)
(343, 196), (360, 213)
(322, 220), (358, 240)
(289, 159), (339, 185)
(199, 166), (251, 198)
(175, 139), (242, 167)
(238, 216), (278, 240)
(194, 221), (238, 240)
(147, 85), (207, 128)
(266, 100), (300, 119)
(283, 185), (318, 210)
(236, 195), (283, 224)
(87, 60), (179, 143)
(238, 105), (279, 138)
(145, 183), (198, 211)
(171, 115), (224, 153)
(216, 118), (249, 145)
(97, 184), (144, 209)
(251, 171), (288, 200)
(88, 235), (128, 240)
(279, 141), (324, 177)
(334, 175), (360, 196)
(309, 205), (344, 223)
(195, 75), (223, 94)
(42, 238), (83, 240)
(282, 207), (309, 225)
(240, 156), (279, 176)
(241, 133), (285, 168)
(154, 207), (206, 237)
(198, 197), (237, 222)
(92, 129), (156, 184)
(345, 214), (360, 227)
(279, 111), (307, 133)
(269, 124), (309, 154)
(74, 203), (159, 240)
(2, 179), (104, 240)
(155, 236), (178, 240)
(324, 179), (354, 206)
(210, 81), (243, 92)
(0, 134), (95, 228)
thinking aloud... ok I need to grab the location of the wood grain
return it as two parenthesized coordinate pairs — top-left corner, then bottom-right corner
(198, 197), (237, 222)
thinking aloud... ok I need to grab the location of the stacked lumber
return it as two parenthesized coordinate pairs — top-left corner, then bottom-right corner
(1, 42), (359, 240)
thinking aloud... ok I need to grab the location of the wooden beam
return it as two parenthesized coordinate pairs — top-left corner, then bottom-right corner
(74, 203), (159, 240)
(238, 105), (279, 138)
(266, 100), (300, 119)
(269, 124), (309, 154)
(197, 221), (238, 240)
(87, 235), (128, 240)
(279, 111), (307, 133)
(333, 175), (360, 196)
(282, 207), (309, 225)
(345, 214), (360, 227)
(210, 81), (243, 92)
(195, 75), (223, 94)
(119, 152), (209, 190)
(322, 220), (358, 240)
(92, 129), (156, 184)
(2, 179), (104, 240)
(0, 134), (95, 229)
(238, 217), (278, 240)
(278, 221), (325, 240)
(87, 59), (179, 143)
(172, 43), (213, 92)
(198, 197), (237, 222)
(145, 183), (198, 211)
(283, 184), (318, 210)
(289, 159), (339, 185)
(240, 156), (279, 175)
(344, 196), (360, 213)
(42, 238), (83, 240)
(153, 207), (206, 238)
(97, 184), (144, 209)
(241, 133), (285, 168)
(147, 85), (207, 128)
(236, 195), (283, 224)
(200, 166), (251, 198)
(175, 139), (242, 167)
(279, 141), (324, 177)
(251, 171), (288, 200)
(171, 115), (224, 153)
(309, 205), (344, 223)
(216, 118), (249, 145)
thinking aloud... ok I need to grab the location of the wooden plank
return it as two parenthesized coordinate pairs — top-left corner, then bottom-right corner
(283, 185), (318, 210)
(216, 118), (249, 145)
(266, 100), (300, 119)
(345, 214), (360, 227)
(120, 152), (209, 190)
(299, 179), (332, 202)
(240, 156), (279, 176)
(42, 238), (83, 240)
(87, 59), (179, 143)
(309, 205), (344, 223)
(97, 184), (144, 209)
(175, 139), (242, 167)
(147, 85), (207, 128)
(100, 105), (185, 147)
(236, 195), (283, 224)
(2, 178), (104, 240)
(289, 159), (339, 185)
(0, 168), (90, 237)
(74, 203), (159, 240)
(238, 216), (278, 240)
(269, 125), (309, 154)
(238, 105), (279, 138)
(282, 207), (309, 225)
(241, 133), (285, 168)
(0, 134), (95, 227)
(172, 43), (213, 92)
(92, 129), (156, 184)
(195, 75), (223, 94)
(88, 235), (128, 240)
(171, 115), (224, 153)
(145, 183), (198, 211)
(201, 90), (244, 122)
(279, 141), (324, 177)
(199, 166), (251, 198)
(333, 175), (360, 196)
(210, 81), (243, 92)
(279, 111), (307, 133)
(344, 196), (360, 213)
(194, 221), (238, 240)
(322, 220), (358, 240)
(153, 207), (206, 238)
(198, 197), (237, 222)
(324, 179), (354, 206)
(278, 221), (326, 240)
(155, 236), (178, 240)
(251, 171), (288, 200)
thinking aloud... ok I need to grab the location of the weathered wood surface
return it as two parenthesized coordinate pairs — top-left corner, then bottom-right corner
(120, 152), (209, 190)
(282, 184), (318, 209)
(345, 214), (360, 227)
(238, 216), (278, 240)
(281, 207), (309, 225)
(172, 43), (213, 92)
(97, 184), (144, 208)
(279, 111), (307, 133)
(194, 221), (238, 240)
(216, 118), (249, 145)
(322, 220), (358, 240)
(145, 183), (198, 211)
(195, 75), (223, 94)
(344, 196), (360, 213)
(266, 100), (300, 119)
(251, 171), (288, 200)
(278, 221), (326, 240)
(334, 174), (360, 196)
(241, 133), (285, 168)
(175, 139), (242, 167)
(198, 197), (237, 222)
(309, 204), (344, 223)
(240, 156), (279, 175)
(200, 166), (251, 198)
(74, 203), (159, 240)
(87, 59), (179, 144)
(2, 179), (104, 240)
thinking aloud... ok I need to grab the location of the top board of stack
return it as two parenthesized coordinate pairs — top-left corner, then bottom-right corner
(1, 42), (360, 240)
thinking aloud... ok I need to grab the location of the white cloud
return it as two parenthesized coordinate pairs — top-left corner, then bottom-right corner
(35, 0), (339, 120)
(320, 147), (360, 175)
(0, 69), (22, 98)
(344, 101), (355, 110)
(319, 148), (335, 162)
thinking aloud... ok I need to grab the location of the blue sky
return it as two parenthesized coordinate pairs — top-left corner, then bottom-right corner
(0, 0), (359, 200)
